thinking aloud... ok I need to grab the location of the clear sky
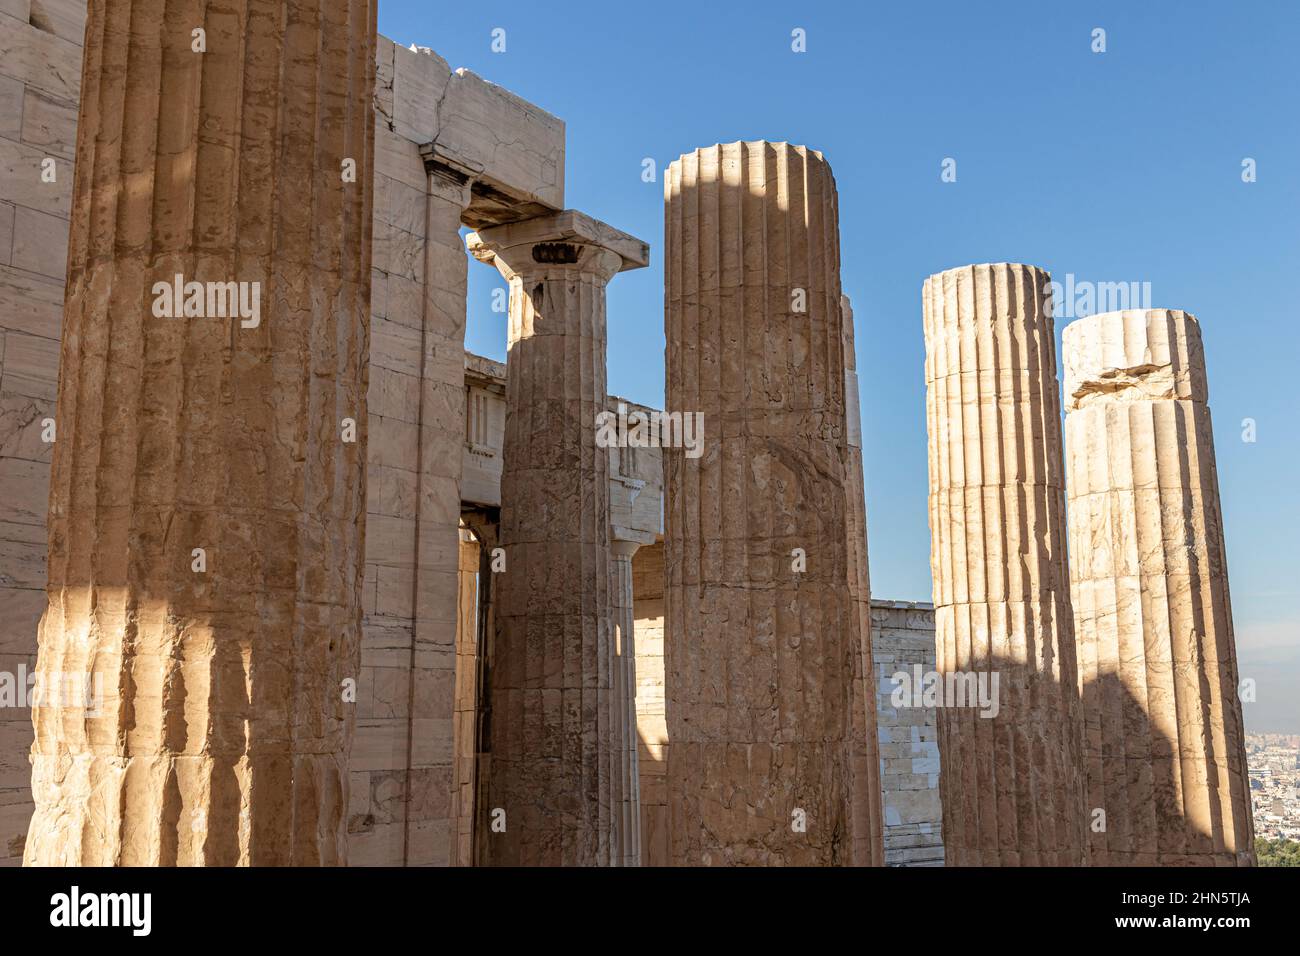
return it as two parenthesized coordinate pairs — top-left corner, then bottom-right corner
(379, 1), (1300, 733)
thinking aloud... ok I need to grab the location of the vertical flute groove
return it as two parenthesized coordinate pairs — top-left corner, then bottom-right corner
(922, 262), (1087, 866)
(471, 220), (627, 866)
(26, 0), (375, 867)
(1063, 309), (1254, 865)
(665, 141), (881, 866)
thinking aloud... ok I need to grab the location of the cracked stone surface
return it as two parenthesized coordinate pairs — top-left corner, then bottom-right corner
(377, 36), (564, 221)
(663, 141), (881, 866)
(24, 0), (375, 866)
(0, 0), (87, 866)
(1063, 308), (1255, 866)
(922, 262), (1088, 866)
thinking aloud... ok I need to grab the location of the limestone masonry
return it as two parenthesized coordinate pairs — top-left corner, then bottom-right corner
(872, 601), (944, 866)
(0, 1), (1258, 867)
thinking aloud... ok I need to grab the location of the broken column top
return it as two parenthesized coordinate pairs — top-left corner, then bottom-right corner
(1062, 308), (1207, 410)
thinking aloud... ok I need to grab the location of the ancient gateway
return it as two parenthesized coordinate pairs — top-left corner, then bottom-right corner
(0, 2), (1250, 866)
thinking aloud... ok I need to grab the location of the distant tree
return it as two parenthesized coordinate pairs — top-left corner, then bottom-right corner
(1256, 837), (1300, 867)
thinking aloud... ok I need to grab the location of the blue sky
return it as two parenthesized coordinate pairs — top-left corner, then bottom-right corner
(380, 1), (1300, 733)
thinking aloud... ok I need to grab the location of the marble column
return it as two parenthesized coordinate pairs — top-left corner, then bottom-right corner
(26, 0), (376, 865)
(922, 262), (1087, 866)
(468, 211), (648, 866)
(611, 537), (645, 866)
(1063, 309), (1254, 865)
(664, 141), (879, 866)
(451, 527), (481, 867)
(839, 295), (886, 868)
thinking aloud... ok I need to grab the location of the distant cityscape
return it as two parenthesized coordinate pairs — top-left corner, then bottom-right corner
(1248, 734), (1300, 844)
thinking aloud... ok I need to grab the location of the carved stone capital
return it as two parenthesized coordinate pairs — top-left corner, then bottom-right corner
(466, 209), (649, 285)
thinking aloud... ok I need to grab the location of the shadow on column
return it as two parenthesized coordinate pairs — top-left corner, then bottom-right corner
(935, 652), (1252, 866)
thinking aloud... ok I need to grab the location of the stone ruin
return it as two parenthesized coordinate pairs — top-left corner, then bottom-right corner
(0, 1), (1249, 865)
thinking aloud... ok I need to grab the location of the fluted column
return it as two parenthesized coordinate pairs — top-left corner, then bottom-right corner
(664, 141), (879, 866)
(840, 295), (885, 867)
(1063, 309), (1254, 865)
(468, 211), (648, 866)
(26, 0), (376, 866)
(922, 262), (1087, 866)
(611, 538), (643, 866)
(451, 527), (481, 867)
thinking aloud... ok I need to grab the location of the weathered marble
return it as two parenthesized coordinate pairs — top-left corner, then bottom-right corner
(376, 37), (564, 220)
(25, 0), (376, 865)
(840, 295), (885, 868)
(611, 538), (643, 866)
(871, 600), (945, 866)
(468, 210), (647, 865)
(922, 262), (1087, 866)
(664, 141), (880, 866)
(350, 34), (568, 868)
(0, 0), (87, 867)
(1063, 308), (1255, 865)
(450, 527), (482, 866)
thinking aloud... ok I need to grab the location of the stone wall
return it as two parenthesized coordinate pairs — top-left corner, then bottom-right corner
(347, 38), (565, 867)
(871, 600), (944, 866)
(347, 44), (463, 867)
(0, 0), (85, 867)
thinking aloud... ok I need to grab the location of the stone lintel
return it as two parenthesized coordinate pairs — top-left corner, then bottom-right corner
(869, 598), (936, 611)
(464, 351), (507, 391)
(418, 144), (558, 230)
(466, 209), (650, 274)
(612, 528), (657, 549)
(389, 34), (565, 219)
